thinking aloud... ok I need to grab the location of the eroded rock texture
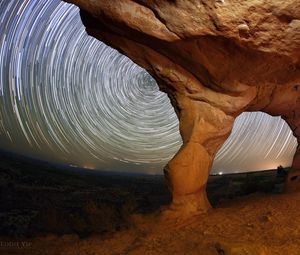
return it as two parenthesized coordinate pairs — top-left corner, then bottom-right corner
(65, 0), (300, 216)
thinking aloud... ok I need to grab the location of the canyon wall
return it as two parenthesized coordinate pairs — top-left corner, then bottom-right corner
(65, 0), (300, 217)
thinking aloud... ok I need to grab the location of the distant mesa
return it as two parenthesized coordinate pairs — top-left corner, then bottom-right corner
(64, 0), (300, 218)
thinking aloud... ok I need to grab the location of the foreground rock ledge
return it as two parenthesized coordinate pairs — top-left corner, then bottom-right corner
(65, 0), (300, 216)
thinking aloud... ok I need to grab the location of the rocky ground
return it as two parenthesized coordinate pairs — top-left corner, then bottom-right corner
(3, 192), (300, 255)
(1, 151), (298, 255)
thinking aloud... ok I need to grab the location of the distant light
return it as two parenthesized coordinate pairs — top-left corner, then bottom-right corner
(83, 165), (95, 170)
(218, 171), (223, 175)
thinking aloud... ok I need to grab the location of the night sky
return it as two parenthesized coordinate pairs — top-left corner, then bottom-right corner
(0, 0), (297, 174)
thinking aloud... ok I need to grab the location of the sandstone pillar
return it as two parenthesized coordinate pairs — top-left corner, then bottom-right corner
(285, 117), (300, 192)
(163, 95), (235, 216)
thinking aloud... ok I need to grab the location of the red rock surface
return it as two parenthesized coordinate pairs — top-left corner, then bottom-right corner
(65, 0), (300, 215)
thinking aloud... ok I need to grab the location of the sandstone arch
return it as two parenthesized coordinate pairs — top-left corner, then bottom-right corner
(64, 0), (300, 216)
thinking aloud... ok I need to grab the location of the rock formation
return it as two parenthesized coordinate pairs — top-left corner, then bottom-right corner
(65, 0), (300, 217)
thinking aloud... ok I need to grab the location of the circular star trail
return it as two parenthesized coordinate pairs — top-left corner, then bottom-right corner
(0, 0), (297, 174)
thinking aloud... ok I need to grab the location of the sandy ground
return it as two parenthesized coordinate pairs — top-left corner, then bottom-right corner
(3, 191), (300, 255)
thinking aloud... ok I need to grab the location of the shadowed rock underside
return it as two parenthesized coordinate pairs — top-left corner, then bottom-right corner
(65, 0), (300, 217)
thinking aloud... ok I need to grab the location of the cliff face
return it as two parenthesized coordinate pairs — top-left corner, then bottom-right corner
(65, 0), (300, 217)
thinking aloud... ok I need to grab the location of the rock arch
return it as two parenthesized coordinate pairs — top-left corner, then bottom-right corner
(64, 0), (300, 216)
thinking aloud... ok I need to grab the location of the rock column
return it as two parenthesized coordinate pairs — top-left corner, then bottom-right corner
(164, 95), (235, 216)
(285, 116), (300, 192)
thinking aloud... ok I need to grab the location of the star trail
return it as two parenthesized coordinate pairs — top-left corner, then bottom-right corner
(0, 0), (297, 174)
